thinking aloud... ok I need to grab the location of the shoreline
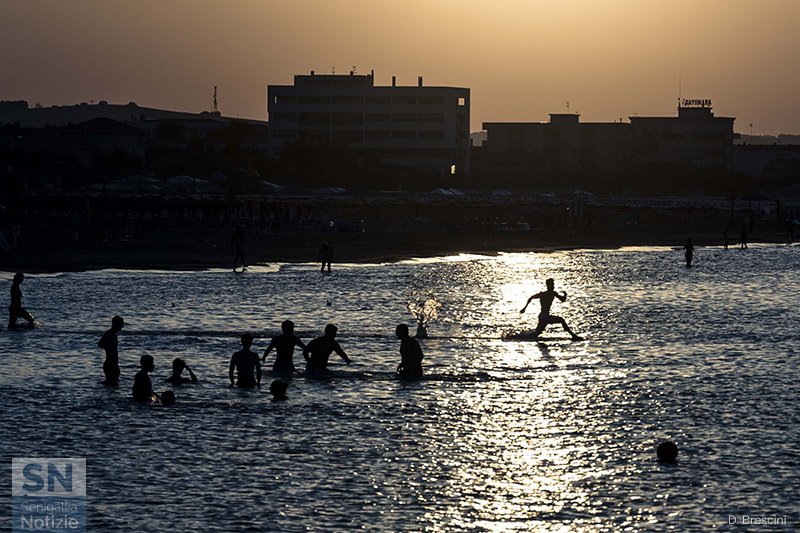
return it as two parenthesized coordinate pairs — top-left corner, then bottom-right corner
(1, 224), (793, 274)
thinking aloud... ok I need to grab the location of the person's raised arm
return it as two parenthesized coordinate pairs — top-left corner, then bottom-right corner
(228, 355), (236, 386)
(556, 291), (567, 302)
(295, 336), (308, 352)
(186, 365), (198, 383)
(520, 292), (542, 313)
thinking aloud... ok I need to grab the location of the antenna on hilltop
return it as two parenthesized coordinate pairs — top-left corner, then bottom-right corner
(352, 65), (357, 74)
(678, 71), (682, 109)
(566, 101), (570, 113)
(212, 86), (218, 113)
(332, 66), (335, 75)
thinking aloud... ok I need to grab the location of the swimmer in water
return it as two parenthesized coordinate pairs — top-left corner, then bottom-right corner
(684, 237), (694, 268)
(396, 324), (424, 379)
(8, 272), (35, 330)
(165, 358), (198, 385)
(304, 324), (351, 377)
(98, 315), (124, 387)
(520, 278), (582, 341)
(132, 354), (158, 403)
(269, 380), (288, 400)
(262, 320), (306, 376)
(229, 333), (261, 388)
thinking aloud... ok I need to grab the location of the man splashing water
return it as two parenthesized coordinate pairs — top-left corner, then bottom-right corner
(520, 278), (582, 341)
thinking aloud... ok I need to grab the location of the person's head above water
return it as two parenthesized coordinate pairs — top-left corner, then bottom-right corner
(323, 324), (337, 338)
(13, 272), (24, 285)
(111, 315), (125, 331)
(140, 354), (155, 372)
(657, 441), (678, 463)
(171, 358), (186, 374)
(269, 379), (288, 400)
(396, 323), (410, 339)
(241, 332), (254, 349)
(281, 320), (295, 335)
(161, 390), (176, 406)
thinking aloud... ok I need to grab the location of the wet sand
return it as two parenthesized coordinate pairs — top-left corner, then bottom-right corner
(1, 222), (791, 273)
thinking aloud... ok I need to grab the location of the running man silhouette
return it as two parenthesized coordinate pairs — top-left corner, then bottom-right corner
(520, 278), (581, 340)
(262, 320), (306, 376)
(8, 272), (35, 330)
(98, 315), (125, 386)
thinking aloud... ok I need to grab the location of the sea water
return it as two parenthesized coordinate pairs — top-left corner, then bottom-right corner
(1, 245), (798, 531)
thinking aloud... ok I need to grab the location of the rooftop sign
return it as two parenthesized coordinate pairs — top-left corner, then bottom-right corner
(681, 98), (712, 108)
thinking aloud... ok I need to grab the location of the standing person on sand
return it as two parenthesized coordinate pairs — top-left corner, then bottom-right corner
(683, 237), (694, 268)
(98, 315), (125, 386)
(318, 242), (334, 273)
(520, 278), (582, 341)
(232, 224), (247, 272)
(8, 272), (35, 330)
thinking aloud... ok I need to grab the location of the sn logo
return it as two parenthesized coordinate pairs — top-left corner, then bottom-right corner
(22, 462), (73, 493)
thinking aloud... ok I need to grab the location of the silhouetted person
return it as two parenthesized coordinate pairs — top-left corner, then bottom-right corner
(740, 225), (748, 249)
(304, 324), (351, 377)
(161, 390), (176, 406)
(232, 224), (247, 272)
(165, 357), (198, 385)
(262, 320), (306, 376)
(229, 333), (261, 388)
(520, 278), (581, 340)
(8, 272), (35, 330)
(98, 315), (124, 386)
(396, 324), (424, 379)
(657, 441), (678, 463)
(318, 241), (334, 273)
(722, 224), (730, 250)
(269, 379), (288, 401)
(132, 354), (157, 403)
(683, 237), (694, 268)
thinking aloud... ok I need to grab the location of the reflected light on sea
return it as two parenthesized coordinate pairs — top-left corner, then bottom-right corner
(1, 245), (798, 531)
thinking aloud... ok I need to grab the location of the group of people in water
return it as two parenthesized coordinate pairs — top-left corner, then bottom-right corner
(94, 312), (426, 405)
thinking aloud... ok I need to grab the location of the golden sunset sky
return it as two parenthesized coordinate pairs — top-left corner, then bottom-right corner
(2, 0), (799, 133)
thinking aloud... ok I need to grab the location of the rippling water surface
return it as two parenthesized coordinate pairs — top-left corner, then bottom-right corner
(1, 245), (798, 531)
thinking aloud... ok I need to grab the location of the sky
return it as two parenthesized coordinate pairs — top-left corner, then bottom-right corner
(2, 0), (799, 134)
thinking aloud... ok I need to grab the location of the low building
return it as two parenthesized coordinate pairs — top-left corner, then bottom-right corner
(267, 72), (470, 176)
(629, 100), (735, 170)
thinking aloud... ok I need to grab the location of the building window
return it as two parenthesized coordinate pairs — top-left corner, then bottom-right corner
(365, 95), (390, 105)
(419, 96), (444, 105)
(365, 130), (391, 139)
(458, 97), (466, 106)
(270, 112), (297, 121)
(299, 113), (331, 125)
(332, 95), (364, 104)
(419, 113), (444, 122)
(333, 130), (364, 144)
(274, 95), (297, 104)
(299, 95), (331, 104)
(274, 130), (297, 139)
(391, 113), (416, 122)
(419, 130), (444, 139)
(365, 113), (390, 122)
(391, 130), (417, 139)
(392, 96), (417, 105)
(332, 113), (364, 126)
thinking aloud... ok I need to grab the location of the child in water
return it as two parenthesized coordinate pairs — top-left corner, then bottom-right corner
(396, 324), (424, 379)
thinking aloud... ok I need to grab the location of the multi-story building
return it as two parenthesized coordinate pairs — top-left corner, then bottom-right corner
(481, 114), (630, 177)
(267, 72), (470, 176)
(629, 100), (735, 170)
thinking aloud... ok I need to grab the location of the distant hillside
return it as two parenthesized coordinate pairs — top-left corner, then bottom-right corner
(736, 134), (800, 145)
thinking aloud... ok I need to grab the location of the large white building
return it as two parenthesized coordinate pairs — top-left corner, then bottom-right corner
(267, 72), (470, 176)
